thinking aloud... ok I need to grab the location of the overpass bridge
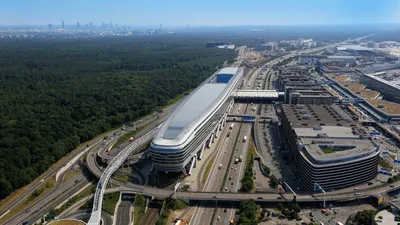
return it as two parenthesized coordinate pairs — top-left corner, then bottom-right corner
(87, 128), (158, 225)
(233, 90), (284, 103)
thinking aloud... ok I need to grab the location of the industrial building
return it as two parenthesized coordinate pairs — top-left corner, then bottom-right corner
(327, 56), (357, 65)
(277, 67), (335, 105)
(360, 73), (400, 104)
(151, 67), (243, 174)
(288, 89), (335, 105)
(280, 104), (378, 190)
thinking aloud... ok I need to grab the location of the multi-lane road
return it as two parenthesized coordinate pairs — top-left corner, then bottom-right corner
(115, 198), (133, 225)
(2, 35), (376, 225)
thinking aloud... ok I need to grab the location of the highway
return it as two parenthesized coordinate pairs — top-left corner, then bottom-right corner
(190, 66), (261, 225)
(217, 67), (263, 225)
(8, 36), (373, 225)
(82, 36), (389, 225)
(115, 199), (133, 225)
(4, 172), (92, 225)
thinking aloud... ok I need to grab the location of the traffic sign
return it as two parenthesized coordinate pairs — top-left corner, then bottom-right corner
(381, 168), (388, 171)
(243, 116), (255, 121)
(382, 152), (389, 155)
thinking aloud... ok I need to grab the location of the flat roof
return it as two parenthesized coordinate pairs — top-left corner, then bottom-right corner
(164, 83), (227, 139)
(294, 126), (357, 138)
(337, 45), (373, 51)
(301, 137), (376, 162)
(219, 67), (238, 75)
(281, 104), (356, 128)
(235, 90), (281, 98)
(368, 99), (400, 115)
(327, 56), (357, 60)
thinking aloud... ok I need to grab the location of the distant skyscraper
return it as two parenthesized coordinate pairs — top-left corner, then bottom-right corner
(109, 21), (113, 30)
(160, 23), (162, 30)
(62, 20), (64, 29)
(76, 22), (80, 29)
(48, 23), (52, 30)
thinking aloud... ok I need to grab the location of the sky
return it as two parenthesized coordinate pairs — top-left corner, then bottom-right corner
(1, 0), (400, 27)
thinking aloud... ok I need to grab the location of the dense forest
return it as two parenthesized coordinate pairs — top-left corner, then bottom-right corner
(0, 36), (235, 198)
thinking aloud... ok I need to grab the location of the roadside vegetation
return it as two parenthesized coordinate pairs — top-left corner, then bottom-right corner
(113, 174), (130, 183)
(237, 200), (259, 224)
(111, 127), (145, 150)
(241, 151), (255, 192)
(0, 37), (233, 199)
(0, 175), (56, 224)
(155, 197), (187, 225)
(240, 136), (258, 192)
(277, 203), (301, 220)
(388, 174), (400, 183)
(102, 192), (120, 215)
(378, 157), (390, 169)
(201, 155), (216, 184)
(134, 194), (146, 225)
(52, 184), (95, 216)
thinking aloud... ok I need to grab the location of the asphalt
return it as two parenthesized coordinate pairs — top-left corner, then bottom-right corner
(191, 65), (260, 225)
(5, 173), (93, 225)
(61, 210), (113, 225)
(115, 199), (133, 225)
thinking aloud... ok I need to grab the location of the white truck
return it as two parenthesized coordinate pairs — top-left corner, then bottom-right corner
(243, 136), (247, 142)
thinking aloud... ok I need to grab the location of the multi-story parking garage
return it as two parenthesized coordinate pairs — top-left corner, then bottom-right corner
(280, 104), (379, 190)
(150, 67), (243, 174)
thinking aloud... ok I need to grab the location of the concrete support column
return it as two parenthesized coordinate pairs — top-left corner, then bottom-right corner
(207, 133), (213, 148)
(198, 142), (206, 160)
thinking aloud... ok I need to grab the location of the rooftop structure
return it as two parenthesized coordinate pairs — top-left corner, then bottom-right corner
(368, 99), (400, 115)
(280, 104), (378, 190)
(288, 89), (335, 105)
(361, 73), (400, 104)
(337, 45), (374, 51)
(151, 67), (243, 173)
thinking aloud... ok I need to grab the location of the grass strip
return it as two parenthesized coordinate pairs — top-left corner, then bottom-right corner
(202, 155), (216, 184)
(102, 192), (120, 215)
(134, 194), (146, 225)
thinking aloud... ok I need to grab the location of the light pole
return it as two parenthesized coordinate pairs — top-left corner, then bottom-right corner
(314, 183), (326, 208)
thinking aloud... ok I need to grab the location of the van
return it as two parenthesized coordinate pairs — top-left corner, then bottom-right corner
(354, 187), (359, 190)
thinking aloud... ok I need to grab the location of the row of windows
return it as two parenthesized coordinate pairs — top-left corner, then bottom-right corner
(298, 153), (378, 190)
(151, 99), (231, 169)
(298, 156), (378, 180)
(298, 150), (378, 173)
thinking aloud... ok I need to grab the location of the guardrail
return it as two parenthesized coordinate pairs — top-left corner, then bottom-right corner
(87, 127), (159, 225)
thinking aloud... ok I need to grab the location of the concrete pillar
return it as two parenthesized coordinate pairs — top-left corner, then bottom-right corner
(198, 142), (206, 160)
(188, 156), (196, 176)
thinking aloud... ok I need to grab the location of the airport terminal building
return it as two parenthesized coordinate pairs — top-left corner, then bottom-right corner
(150, 67), (243, 174)
(280, 104), (379, 190)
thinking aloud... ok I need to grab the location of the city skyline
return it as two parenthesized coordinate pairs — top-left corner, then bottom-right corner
(1, 0), (400, 27)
